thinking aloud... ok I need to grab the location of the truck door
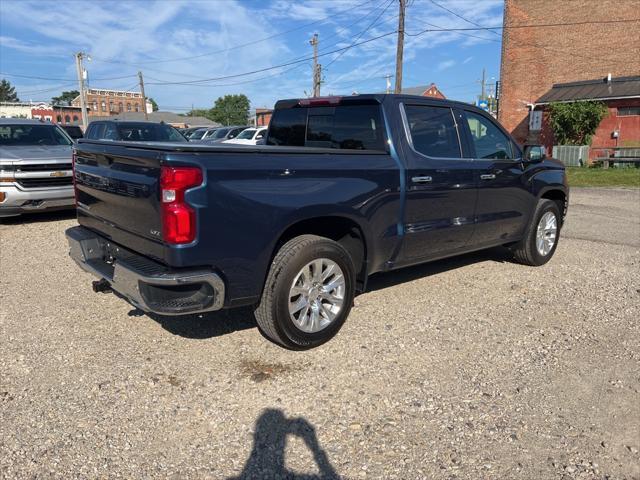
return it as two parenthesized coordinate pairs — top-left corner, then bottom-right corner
(461, 109), (532, 246)
(396, 103), (479, 265)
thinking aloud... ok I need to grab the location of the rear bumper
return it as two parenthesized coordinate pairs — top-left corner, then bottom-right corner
(65, 226), (225, 315)
(0, 184), (74, 217)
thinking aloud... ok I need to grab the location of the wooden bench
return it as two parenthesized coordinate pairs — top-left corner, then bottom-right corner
(594, 157), (640, 169)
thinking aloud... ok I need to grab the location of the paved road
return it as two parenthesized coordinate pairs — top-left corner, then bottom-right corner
(1, 188), (639, 479)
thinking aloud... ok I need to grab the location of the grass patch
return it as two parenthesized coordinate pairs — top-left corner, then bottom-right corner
(566, 167), (640, 187)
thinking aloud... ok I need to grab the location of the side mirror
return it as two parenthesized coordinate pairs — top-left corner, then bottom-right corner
(524, 145), (546, 163)
(255, 134), (264, 139)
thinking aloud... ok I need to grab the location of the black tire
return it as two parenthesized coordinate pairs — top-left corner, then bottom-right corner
(255, 235), (356, 349)
(511, 199), (561, 266)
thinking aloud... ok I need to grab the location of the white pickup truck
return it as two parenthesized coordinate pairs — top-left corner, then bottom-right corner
(0, 119), (75, 218)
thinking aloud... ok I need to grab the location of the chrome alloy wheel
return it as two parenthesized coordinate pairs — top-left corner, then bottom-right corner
(288, 258), (345, 333)
(536, 211), (558, 256)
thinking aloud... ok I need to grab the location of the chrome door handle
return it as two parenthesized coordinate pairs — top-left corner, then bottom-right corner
(480, 174), (496, 180)
(411, 175), (432, 183)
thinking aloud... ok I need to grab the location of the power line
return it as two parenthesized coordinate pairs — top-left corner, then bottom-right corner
(89, 0), (378, 66)
(145, 30), (399, 86)
(15, 82), (78, 96)
(405, 18), (640, 36)
(1, 72), (137, 82)
(325, 0), (396, 69)
(425, 0), (501, 36)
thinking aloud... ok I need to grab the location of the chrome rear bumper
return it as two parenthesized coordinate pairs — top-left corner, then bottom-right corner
(65, 226), (225, 315)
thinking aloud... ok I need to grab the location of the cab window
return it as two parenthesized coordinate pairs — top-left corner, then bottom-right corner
(465, 111), (513, 159)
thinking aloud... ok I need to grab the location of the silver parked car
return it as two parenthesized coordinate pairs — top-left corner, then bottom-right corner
(0, 119), (75, 218)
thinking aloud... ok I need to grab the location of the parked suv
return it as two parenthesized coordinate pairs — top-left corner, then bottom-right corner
(85, 120), (186, 142)
(200, 126), (247, 143)
(0, 119), (74, 218)
(67, 94), (568, 349)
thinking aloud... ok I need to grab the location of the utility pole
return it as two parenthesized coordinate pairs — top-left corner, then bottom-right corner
(480, 67), (486, 100)
(394, 0), (406, 94)
(74, 52), (89, 131)
(310, 33), (321, 97)
(385, 74), (392, 94)
(138, 71), (148, 120)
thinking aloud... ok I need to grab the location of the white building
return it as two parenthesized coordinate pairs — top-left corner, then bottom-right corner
(0, 101), (50, 119)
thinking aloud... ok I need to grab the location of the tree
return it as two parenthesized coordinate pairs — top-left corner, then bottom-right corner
(547, 101), (608, 145)
(210, 94), (250, 125)
(51, 90), (79, 106)
(147, 97), (159, 111)
(184, 108), (215, 120)
(0, 79), (19, 102)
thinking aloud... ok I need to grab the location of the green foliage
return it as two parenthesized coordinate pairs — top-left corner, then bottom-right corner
(147, 97), (159, 111)
(547, 101), (608, 145)
(51, 90), (79, 106)
(184, 108), (214, 120)
(210, 94), (250, 125)
(0, 79), (20, 102)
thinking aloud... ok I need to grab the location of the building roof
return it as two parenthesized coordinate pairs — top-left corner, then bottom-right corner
(90, 111), (220, 126)
(0, 118), (53, 125)
(536, 75), (640, 104)
(400, 83), (445, 97)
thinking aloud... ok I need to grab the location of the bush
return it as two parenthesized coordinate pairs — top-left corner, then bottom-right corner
(548, 101), (608, 145)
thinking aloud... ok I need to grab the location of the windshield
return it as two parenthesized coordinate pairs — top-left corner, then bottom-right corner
(213, 128), (230, 139)
(0, 124), (72, 146)
(115, 123), (186, 142)
(236, 128), (256, 140)
(189, 129), (207, 139)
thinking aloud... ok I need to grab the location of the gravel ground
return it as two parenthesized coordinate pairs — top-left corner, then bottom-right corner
(1, 187), (639, 479)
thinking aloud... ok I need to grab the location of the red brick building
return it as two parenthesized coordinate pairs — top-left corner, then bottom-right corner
(72, 88), (151, 117)
(53, 106), (82, 125)
(533, 76), (640, 156)
(401, 83), (446, 99)
(255, 108), (273, 127)
(30, 106), (54, 122)
(498, 0), (640, 145)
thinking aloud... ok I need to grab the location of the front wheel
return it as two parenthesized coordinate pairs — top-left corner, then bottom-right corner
(511, 199), (561, 266)
(255, 235), (356, 349)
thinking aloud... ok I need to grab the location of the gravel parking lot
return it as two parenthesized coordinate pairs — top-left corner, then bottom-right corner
(1, 187), (639, 479)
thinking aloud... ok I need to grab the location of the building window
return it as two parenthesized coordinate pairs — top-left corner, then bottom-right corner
(126, 102), (132, 111)
(101, 101), (106, 112)
(118, 102), (123, 112)
(618, 106), (640, 116)
(56, 115), (62, 122)
(65, 115), (71, 123)
(73, 115), (78, 122)
(135, 103), (140, 112)
(92, 101), (98, 111)
(109, 101), (114, 112)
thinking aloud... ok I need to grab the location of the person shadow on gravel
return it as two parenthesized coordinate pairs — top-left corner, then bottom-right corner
(230, 408), (340, 479)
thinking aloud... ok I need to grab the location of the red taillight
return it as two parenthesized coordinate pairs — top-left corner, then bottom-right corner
(160, 166), (203, 244)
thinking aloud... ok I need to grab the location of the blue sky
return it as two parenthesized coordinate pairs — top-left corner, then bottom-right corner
(0, 0), (504, 112)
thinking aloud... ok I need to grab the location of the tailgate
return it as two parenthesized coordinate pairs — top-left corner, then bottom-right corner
(74, 142), (163, 244)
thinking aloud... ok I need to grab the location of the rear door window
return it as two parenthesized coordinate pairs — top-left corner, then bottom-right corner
(403, 105), (461, 158)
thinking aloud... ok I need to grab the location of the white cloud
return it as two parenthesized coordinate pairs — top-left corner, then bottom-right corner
(0, 0), (504, 109)
(437, 60), (456, 71)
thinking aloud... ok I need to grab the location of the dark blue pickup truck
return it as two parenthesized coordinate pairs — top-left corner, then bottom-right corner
(66, 94), (568, 349)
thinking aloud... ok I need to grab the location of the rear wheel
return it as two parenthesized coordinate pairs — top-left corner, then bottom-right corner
(255, 235), (356, 349)
(511, 199), (561, 266)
